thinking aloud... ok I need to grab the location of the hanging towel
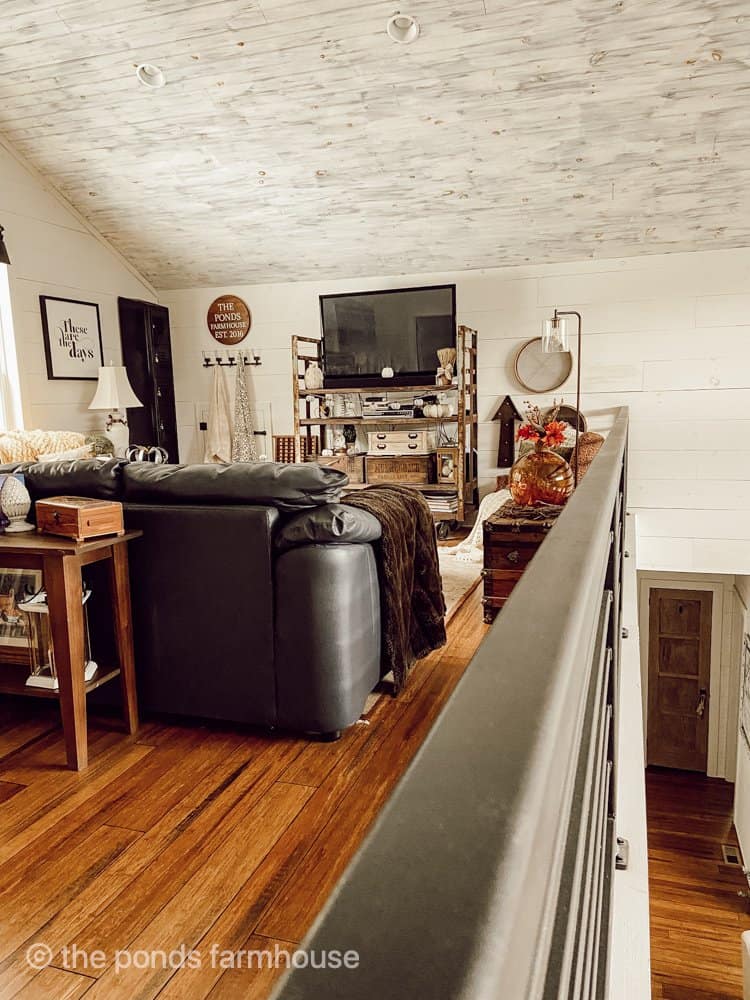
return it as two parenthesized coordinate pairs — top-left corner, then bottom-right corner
(232, 362), (258, 462)
(204, 365), (233, 464)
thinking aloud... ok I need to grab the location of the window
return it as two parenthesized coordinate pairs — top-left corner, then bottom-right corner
(0, 265), (23, 430)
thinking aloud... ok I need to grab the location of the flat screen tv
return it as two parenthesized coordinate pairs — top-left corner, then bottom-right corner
(319, 284), (456, 387)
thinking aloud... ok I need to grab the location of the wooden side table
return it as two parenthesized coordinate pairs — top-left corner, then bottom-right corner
(0, 530), (142, 770)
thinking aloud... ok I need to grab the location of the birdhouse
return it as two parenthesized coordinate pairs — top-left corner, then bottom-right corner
(492, 395), (522, 467)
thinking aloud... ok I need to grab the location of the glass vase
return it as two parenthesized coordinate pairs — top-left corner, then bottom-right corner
(509, 440), (574, 506)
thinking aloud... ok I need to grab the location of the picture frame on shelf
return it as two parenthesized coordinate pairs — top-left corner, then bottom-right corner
(40, 295), (103, 380)
(0, 568), (42, 666)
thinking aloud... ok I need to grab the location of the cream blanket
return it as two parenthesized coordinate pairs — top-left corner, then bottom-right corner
(0, 430), (86, 464)
(443, 489), (512, 562)
(205, 367), (233, 464)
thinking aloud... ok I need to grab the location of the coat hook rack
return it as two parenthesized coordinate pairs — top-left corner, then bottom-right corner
(202, 349), (261, 368)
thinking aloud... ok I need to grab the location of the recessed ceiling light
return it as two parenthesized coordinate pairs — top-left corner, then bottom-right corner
(386, 12), (420, 44)
(135, 63), (166, 89)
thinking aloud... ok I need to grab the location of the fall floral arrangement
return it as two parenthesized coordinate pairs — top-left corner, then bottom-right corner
(509, 402), (575, 506)
(516, 402), (568, 450)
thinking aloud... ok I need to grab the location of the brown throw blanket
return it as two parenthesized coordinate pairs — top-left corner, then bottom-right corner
(342, 485), (446, 691)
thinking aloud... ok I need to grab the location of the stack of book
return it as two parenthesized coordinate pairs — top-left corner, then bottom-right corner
(422, 490), (459, 515)
(361, 397), (416, 419)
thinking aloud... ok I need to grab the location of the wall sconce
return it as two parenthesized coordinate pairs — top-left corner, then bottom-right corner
(542, 308), (582, 485)
(0, 225), (11, 266)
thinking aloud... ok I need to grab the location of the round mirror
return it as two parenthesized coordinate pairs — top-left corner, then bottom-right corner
(513, 337), (572, 393)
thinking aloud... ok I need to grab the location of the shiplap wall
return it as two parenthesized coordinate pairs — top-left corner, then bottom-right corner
(0, 138), (157, 433)
(162, 244), (750, 576)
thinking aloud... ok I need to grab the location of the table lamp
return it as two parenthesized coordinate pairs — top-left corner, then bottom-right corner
(89, 364), (143, 456)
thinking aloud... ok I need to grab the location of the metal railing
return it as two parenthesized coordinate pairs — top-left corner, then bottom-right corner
(273, 408), (629, 1000)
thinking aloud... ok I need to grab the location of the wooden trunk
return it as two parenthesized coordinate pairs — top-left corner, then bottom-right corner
(365, 455), (434, 485)
(482, 502), (562, 623)
(35, 497), (124, 542)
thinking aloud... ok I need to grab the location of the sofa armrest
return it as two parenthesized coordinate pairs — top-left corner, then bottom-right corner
(276, 503), (381, 552)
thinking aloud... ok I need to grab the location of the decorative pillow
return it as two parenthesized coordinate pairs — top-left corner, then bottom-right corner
(36, 444), (94, 463)
(85, 433), (116, 457)
(0, 430), (87, 464)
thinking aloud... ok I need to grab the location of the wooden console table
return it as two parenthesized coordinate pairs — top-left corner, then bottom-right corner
(0, 530), (142, 770)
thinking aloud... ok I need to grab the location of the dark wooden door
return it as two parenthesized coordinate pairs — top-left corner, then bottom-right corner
(647, 588), (712, 772)
(118, 298), (179, 461)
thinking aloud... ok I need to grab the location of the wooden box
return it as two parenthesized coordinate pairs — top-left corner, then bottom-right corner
(308, 453), (365, 483)
(482, 501), (562, 623)
(365, 455), (434, 485)
(36, 496), (124, 542)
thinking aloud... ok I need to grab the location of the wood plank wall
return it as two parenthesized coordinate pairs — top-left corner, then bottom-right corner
(0, 139), (157, 434)
(161, 245), (750, 576)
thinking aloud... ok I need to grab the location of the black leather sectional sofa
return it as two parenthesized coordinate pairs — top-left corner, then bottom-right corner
(1, 459), (385, 739)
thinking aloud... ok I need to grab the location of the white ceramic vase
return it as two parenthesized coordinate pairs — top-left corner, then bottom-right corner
(0, 476), (34, 532)
(304, 361), (324, 390)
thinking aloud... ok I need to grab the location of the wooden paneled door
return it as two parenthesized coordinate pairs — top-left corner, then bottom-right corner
(647, 588), (712, 772)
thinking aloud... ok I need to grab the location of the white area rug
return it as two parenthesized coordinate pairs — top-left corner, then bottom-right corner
(438, 548), (482, 623)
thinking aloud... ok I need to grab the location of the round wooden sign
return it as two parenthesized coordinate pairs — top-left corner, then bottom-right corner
(206, 295), (251, 344)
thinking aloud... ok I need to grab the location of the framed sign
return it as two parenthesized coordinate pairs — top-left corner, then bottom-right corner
(207, 295), (251, 345)
(40, 295), (103, 380)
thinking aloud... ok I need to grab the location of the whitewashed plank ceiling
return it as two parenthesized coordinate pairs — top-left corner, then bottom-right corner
(0, 0), (748, 288)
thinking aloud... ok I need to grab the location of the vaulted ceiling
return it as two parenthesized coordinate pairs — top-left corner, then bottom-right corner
(0, 0), (748, 288)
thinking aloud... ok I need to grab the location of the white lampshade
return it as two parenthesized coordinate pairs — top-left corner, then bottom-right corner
(542, 315), (570, 353)
(89, 365), (142, 411)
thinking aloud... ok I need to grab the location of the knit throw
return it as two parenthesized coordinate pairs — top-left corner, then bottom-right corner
(342, 485), (446, 691)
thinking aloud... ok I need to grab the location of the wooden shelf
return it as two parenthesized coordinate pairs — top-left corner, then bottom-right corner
(298, 383), (458, 395)
(292, 326), (479, 528)
(299, 416), (460, 426)
(342, 482), (459, 494)
(0, 661), (121, 700)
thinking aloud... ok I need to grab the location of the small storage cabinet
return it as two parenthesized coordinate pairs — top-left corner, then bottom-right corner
(482, 503), (562, 623)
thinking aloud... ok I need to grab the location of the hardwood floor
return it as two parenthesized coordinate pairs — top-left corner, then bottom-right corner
(0, 587), (487, 999)
(647, 767), (750, 1000)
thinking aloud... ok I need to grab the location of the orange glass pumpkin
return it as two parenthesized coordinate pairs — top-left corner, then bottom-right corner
(509, 440), (574, 506)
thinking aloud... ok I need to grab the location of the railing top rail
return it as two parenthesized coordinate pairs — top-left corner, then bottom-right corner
(273, 407), (629, 1000)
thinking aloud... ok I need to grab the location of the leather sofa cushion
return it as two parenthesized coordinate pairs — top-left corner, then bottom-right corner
(277, 503), (382, 551)
(122, 461), (347, 512)
(0, 459), (126, 500)
(119, 503), (280, 726)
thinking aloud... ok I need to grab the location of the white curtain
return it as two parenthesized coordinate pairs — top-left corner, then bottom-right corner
(0, 266), (23, 430)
